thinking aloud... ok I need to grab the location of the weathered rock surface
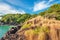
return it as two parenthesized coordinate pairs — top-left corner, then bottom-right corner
(0, 26), (21, 40)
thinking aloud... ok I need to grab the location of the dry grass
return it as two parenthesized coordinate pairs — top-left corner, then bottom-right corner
(17, 16), (60, 40)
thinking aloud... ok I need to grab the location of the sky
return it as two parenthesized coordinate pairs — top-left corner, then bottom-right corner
(0, 0), (60, 15)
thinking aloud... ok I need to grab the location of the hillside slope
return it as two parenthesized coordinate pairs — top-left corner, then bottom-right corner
(39, 4), (60, 20)
(17, 16), (60, 40)
(1, 16), (60, 40)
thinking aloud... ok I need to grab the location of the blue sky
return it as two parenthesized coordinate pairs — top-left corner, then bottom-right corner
(0, 0), (60, 15)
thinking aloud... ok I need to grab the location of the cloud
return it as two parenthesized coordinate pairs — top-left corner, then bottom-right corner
(0, 3), (25, 16)
(5, 0), (31, 10)
(33, 0), (54, 12)
(49, 0), (53, 2)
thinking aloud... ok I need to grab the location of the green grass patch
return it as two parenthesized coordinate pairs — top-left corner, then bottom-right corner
(21, 23), (31, 29)
(33, 26), (49, 34)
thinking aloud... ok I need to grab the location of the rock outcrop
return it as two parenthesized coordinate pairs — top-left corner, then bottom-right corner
(0, 25), (21, 40)
(1, 16), (60, 40)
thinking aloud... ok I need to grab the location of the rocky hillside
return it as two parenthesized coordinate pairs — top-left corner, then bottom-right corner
(1, 16), (60, 40)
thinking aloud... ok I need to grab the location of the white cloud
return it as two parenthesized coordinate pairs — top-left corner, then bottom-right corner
(0, 3), (25, 16)
(33, 0), (53, 12)
(49, 0), (53, 2)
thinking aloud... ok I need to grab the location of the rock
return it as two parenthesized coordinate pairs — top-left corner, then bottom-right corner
(0, 25), (21, 40)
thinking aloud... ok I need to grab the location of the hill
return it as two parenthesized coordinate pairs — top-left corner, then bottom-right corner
(39, 4), (60, 20)
(16, 16), (60, 40)
(1, 16), (60, 40)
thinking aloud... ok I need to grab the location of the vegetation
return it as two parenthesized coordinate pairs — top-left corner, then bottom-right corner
(1, 4), (60, 40)
(19, 4), (60, 35)
(39, 4), (60, 20)
(1, 14), (30, 25)
(1, 4), (60, 25)
(21, 23), (31, 29)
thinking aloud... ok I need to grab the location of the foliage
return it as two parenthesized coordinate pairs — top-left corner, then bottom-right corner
(48, 4), (60, 12)
(39, 12), (46, 16)
(1, 4), (60, 25)
(1, 14), (31, 25)
(33, 26), (49, 34)
(21, 23), (31, 29)
(1, 13), (38, 25)
(39, 4), (60, 20)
